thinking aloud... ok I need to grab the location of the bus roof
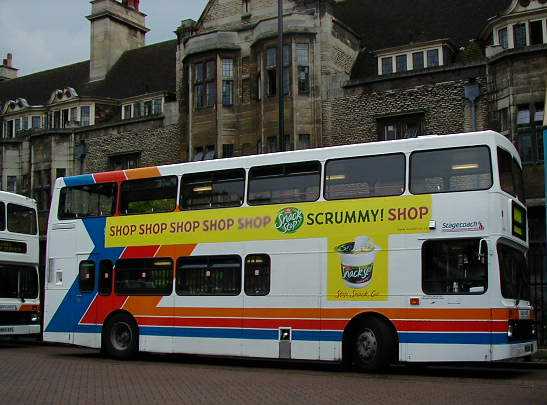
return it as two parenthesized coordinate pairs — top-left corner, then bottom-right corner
(60, 130), (519, 186)
(0, 191), (37, 208)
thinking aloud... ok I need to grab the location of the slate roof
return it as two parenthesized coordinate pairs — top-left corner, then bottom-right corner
(332, 0), (513, 80)
(0, 39), (177, 107)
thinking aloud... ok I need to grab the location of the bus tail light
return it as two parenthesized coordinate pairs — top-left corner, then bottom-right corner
(410, 297), (420, 306)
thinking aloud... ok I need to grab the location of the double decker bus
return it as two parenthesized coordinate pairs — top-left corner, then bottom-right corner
(0, 192), (40, 338)
(43, 131), (536, 370)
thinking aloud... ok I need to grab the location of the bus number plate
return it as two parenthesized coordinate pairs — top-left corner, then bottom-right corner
(0, 327), (14, 334)
(519, 310), (530, 320)
(525, 344), (533, 353)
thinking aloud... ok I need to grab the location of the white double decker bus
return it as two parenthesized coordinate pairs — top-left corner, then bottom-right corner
(44, 131), (536, 370)
(0, 192), (40, 338)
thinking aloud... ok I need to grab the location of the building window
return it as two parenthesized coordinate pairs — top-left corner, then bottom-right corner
(266, 136), (277, 153)
(206, 61), (216, 107)
(55, 168), (66, 179)
(133, 102), (142, 118)
(6, 176), (17, 193)
(22, 117), (28, 131)
(195, 63), (205, 109)
(123, 104), (132, 120)
(396, 54), (407, 72)
(152, 98), (162, 115)
(513, 23), (526, 49)
(378, 114), (424, 140)
(296, 43), (310, 95)
(14, 118), (21, 135)
(426, 49), (439, 67)
(517, 103), (544, 163)
(53, 111), (61, 128)
(109, 153), (140, 171)
(222, 58), (234, 106)
(31, 116), (41, 129)
(242, 0), (250, 14)
(298, 134), (311, 150)
(222, 143), (234, 158)
(530, 20), (544, 45)
(381, 57), (393, 74)
(498, 108), (510, 132)
(412, 51), (424, 70)
(266, 47), (277, 97)
(80, 106), (91, 126)
(70, 107), (78, 123)
(499, 27), (508, 49)
(283, 44), (291, 96)
(143, 100), (152, 116)
(4, 120), (13, 138)
(256, 51), (263, 100)
(62, 109), (69, 128)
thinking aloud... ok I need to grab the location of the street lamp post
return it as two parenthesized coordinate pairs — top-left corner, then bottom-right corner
(277, 0), (284, 152)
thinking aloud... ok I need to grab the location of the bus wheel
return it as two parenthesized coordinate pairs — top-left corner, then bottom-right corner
(103, 313), (138, 360)
(352, 318), (395, 372)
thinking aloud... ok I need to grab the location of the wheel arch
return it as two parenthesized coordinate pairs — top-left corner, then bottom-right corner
(101, 310), (139, 347)
(342, 311), (399, 366)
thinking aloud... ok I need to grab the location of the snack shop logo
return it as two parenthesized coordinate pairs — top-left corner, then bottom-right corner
(275, 207), (304, 234)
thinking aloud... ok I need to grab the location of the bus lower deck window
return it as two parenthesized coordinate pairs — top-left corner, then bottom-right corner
(115, 258), (173, 296)
(244, 254), (271, 296)
(177, 256), (242, 296)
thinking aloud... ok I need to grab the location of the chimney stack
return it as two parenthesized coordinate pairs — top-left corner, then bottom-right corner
(0, 53), (18, 81)
(87, 0), (148, 82)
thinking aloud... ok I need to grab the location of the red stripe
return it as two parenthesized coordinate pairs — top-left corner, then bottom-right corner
(394, 320), (508, 333)
(94, 171), (126, 183)
(121, 246), (160, 259)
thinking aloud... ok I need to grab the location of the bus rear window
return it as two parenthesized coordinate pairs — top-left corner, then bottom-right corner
(325, 153), (405, 200)
(248, 161), (321, 205)
(181, 169), (245, 210)
(497, 147), (525, 202)
(7, 204), (37, 235)
(410, 146), (492, 194)
(121, 176), (178, 215)
(59, 183), (117, 220)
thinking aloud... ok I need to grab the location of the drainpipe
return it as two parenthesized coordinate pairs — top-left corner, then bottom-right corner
(464, 80), (481, 132)
(543, 84), (547, 345)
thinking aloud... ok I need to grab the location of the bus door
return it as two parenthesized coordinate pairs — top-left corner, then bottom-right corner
(73, 254), (99, 347)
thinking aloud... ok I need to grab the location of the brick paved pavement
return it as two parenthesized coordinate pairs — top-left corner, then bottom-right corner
(0, 341), (546, 405)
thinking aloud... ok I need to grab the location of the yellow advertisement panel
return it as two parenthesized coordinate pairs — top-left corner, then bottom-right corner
(106, 195), (432, 301)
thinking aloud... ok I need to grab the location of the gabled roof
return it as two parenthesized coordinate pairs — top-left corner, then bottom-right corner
(0, 39), (177, 108)
(332, 0), (512, 80)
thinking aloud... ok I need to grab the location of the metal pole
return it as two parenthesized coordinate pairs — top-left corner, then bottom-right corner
(277, 0), (284, 152)
(543, 87), (547, 345)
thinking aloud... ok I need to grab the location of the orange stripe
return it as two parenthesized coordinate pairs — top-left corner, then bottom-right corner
(124, 305), (505, 321)
(124, 167), (161, 180)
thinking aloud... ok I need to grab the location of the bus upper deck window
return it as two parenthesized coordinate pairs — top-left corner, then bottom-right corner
(181, 169), (245, 210)
(325, 153), (405, 200)
(410, 146), (492, 195)
(0, 202), (5, 231)
(121, 176), (178, 215)
(58, 183), (117, 220)
(248, 161), (321, 205)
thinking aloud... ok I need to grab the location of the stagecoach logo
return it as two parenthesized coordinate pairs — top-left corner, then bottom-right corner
(441, 220), (485, 233)
(275, 207), (304, 234)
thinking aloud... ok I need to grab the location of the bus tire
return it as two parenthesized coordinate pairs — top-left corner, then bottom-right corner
(103, 313), (139, 360)
(352, 318), (395, 372)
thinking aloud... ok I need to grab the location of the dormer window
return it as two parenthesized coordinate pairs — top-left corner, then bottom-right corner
(378, 44), (446, 76)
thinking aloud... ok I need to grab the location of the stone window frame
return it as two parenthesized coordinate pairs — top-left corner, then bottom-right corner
(296, 43), (310, 96)
(193, 58), (217, 110)
(222, 58), (235, 107)
(515, 102), (544, 164)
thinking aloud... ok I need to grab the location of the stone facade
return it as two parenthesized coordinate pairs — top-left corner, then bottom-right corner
(323, 66), (489, 146)
(177, 0), (359, 160)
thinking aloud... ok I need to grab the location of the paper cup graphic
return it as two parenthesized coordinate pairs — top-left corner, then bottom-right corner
(336, 236), (380, 289)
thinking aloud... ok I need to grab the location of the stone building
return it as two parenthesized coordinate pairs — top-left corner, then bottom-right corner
(176, 0), (359, 160)
(0, 0), (180, 234)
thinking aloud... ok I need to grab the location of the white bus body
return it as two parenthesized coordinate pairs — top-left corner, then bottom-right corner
(0, 191), (40, 337)
(43, 131), (536, 369)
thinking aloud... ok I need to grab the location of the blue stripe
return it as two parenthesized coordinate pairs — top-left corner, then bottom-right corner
(399, 332), (508, 345)
(140, 327), (279, 340)
(64, 174), (95, 187)
(293, 330), (342, 342)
